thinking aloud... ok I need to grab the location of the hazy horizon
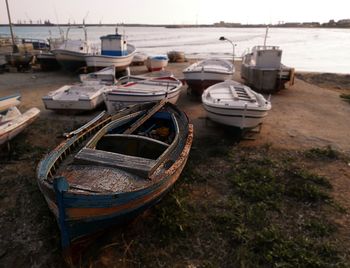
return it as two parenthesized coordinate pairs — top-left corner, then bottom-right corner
(1, 0), (349, 25)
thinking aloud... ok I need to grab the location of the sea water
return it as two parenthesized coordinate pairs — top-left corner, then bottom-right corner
(1, 26), (350, 74)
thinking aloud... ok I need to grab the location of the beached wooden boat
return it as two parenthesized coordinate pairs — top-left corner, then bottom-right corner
(0, 106), (40, 145)
(0, 93), (21, 112)
(85, 31), (136, 71)
(146, 55), (169, 72)
(183, 58), (234, 95)
(202, 80), (271, 129)
(42, 67), (115, 111)
(241, 45), (295, 93)
(104, 76), (182, 113)
(37, 101), (193, 251)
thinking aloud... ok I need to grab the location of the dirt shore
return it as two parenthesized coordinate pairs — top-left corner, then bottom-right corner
(1, 62), (350, 267)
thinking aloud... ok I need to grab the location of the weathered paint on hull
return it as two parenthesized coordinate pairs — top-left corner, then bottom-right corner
(53, 125), (192, 248)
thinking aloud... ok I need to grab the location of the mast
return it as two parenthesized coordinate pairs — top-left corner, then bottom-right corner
(5, 0), (17, 52)
(263, 26), (269, 47)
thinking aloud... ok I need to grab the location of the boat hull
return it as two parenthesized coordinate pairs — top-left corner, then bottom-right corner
(183, 71), (233, 95)
(52, 49), (87, 72)
(203, 103), (269, 129)
(39, 129), (192, 248)
(85, 54), (134, 71)
(0, 107), (40, 145)
(104, 89), (181, 113)
(42, 94), (104, 111)
(241, 64), (295, 93)
(37, 103), (193, 250)
(146, 58), (168, 72)
(85, 44), (136, 71)
(36, 52), (60, 71)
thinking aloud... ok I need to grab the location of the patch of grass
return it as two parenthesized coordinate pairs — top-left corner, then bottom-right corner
(305, 146), (339, 160)
(251, 227), (342, 267)
(285, 168), (332, 203)
(303, 218), (337, 237)
(29, 143), (346, 267)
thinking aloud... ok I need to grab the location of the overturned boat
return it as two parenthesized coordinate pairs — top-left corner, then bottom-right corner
(37, 101), (193, 251)
(202, 80), (271, 129)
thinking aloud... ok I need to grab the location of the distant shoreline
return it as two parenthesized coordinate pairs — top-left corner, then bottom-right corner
(0, 23), (350, 29)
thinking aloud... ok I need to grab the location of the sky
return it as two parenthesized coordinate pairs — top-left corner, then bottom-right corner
(1, 0), (349, 25)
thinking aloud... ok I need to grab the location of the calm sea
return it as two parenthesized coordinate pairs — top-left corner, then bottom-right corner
(1, 26), (350, 74)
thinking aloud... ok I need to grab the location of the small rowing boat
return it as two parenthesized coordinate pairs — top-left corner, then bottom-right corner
(37, 101), (193, 253)
(202, 80), (271, 129)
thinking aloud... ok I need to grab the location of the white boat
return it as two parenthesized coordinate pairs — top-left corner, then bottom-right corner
(183, 58), (234, 95)
(241, 45), (295, 93)
(0, 94), (21, 113)
(104, 76), (182, 113)
(52, 26), (91, 72)
(146, 55), (169, 72)
(202, 80), (271, 129)
(42, 67), (115, 111)
(85, 31), (136, 71)
(0, 106), (40, 145)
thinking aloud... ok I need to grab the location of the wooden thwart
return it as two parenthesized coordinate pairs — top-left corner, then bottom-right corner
(75, 148), (156, 178)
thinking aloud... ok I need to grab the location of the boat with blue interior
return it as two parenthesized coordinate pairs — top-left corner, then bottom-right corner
(36, 101), (193, 252)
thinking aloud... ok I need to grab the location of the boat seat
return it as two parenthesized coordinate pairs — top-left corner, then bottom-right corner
(74, 147), (157, 178)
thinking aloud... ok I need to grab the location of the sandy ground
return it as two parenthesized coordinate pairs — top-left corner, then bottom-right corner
(2, 61), (349, 152)
(1, 61), (350, 266)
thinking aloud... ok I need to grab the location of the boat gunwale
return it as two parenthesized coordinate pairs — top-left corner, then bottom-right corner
(37, 102), (191, 197)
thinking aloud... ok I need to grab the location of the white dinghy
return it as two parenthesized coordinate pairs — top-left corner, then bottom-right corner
(202, 80), (271, 129)
(104, 76), (182, 113)
(0, 106), (40, 145)
(42, 67), (115, 111)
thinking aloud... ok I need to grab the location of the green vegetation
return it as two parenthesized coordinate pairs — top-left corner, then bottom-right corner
(85, 142), (348, 267)
(305, 146), (339, 160)
(1, 127), (348, 267)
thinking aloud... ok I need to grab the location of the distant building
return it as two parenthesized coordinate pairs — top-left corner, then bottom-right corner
(337, 19), (350, 25)
(301, 22), (320, 27)
(214, 21), (241, 27)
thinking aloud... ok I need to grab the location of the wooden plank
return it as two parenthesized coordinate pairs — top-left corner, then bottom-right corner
(123, 99), (166, 135)
(75, 148), (156, 178)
